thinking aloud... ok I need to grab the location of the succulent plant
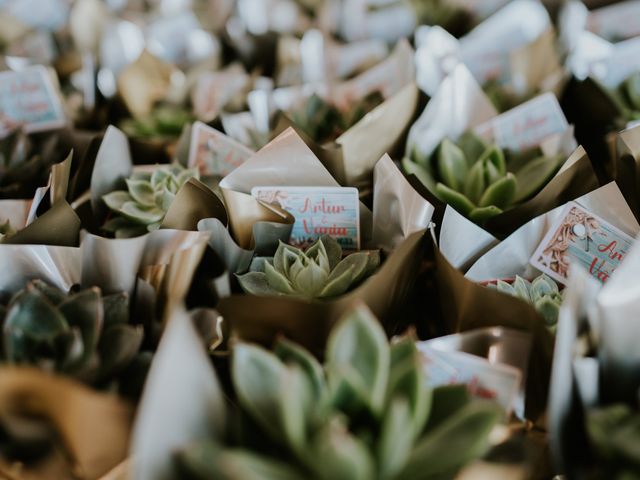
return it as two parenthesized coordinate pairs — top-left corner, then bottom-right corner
(586, 403), (640, 479)
(175, 306), (503, 480)
(0, 128), (59, 199)
(292, 91), (384, 144)
(491, 274), (563, 331)
(609, 72), (640, 124)
(0, 280), (149, 395)
(102, 163), (199, 238)
(119, 105), (194, 140)
(237, 236), (380, 299)
(403, 132), (564, 225)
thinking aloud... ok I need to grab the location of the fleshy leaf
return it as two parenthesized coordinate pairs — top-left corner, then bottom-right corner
(469, 205), (503, 224)
(378, 397), (414, 479)
(319, 235), (343, 270)
(435, 183), (475, 216)
(118, 202), (165, 224)
(437, 138), (468, 191)
(102, 191), (132, 211)
(463, 160), (486, 205)
(402, 156), (436, 192)
(125, 179), (156, 207)
(478, 144), (506, 176)
(292, 260), (329, 297)
(326, 305), (389, 417)
(264, 261), (295, 294)
(478, 172), (517, 209)
(512, 276), (532, 303)
(513, 156), (560, 203)
(237, 272), (285, 297)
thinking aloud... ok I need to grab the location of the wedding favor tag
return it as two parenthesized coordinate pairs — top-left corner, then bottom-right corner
(0, 66), (66, 137)
(188, 121), (254, 177)
(474, 93), (568, 151)
(251, 186), (360, 249)
(418, 346), (521, 414)
(530, 202), (634, 285)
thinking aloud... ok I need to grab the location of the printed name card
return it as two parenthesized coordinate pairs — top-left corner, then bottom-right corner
(188, 121), (254, 177)
(0, 65), (66, 138)
(530, 202), (634, 285)
(251, 186), (360, 249)
(474, 92), (568, 151)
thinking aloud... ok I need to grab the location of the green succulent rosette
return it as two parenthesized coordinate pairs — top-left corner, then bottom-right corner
(292, 91), (384, 144)
(586, 403), (640, 478)
(237, 236), (380, 299)
(0, 280), (149, 396)
(403, 132), (564, 225)
(102, 163), (199, 238)
(490, 274), (563, 332)
(607, 71), (640, 124)
(175, 306), (502, 479)
(119, 105), (194, 140)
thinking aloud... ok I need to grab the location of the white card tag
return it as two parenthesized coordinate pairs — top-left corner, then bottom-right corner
(187, 121), (254, 177)
(0, 65), (66, 138)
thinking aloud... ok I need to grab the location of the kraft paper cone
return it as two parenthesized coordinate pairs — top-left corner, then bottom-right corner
(431, 240), (553, 421)
(117, 50), (177, 118)
(0, 367), (133, 480)
(7, 201), (81, 247)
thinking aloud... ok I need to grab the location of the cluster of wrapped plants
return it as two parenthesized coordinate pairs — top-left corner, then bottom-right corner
(3, 0), (640, 479)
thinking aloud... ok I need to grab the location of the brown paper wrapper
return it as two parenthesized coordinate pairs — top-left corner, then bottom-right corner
(217, 230), (426, 354)
(0, 367), (133, 480)
(430, 239), (553, 421)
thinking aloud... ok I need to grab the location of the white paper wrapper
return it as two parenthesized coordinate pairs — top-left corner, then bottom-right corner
(131, 306), (225, 480)
(465, 182), (640, 282)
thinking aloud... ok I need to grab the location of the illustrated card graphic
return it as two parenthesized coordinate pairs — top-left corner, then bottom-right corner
(188, 121), (254, 177)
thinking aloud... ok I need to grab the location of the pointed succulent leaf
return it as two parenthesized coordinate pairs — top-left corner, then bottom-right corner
(534, 295), (561, 327)
(97, 324), (144, 380)
(402, 156), (436, 192)
(274, 337), (326, 400)
(273, 241), (302, 276)
(463, 160), (487, 205)
(3, 287), (69, 363)
(304, 239), (331, 274)
(496, 280), (516, 296)
(264, 262), (295, 294)
(292, 259), (330, 297)
(280, 365), (313, 453)
(309, 418), (375, 480)
(58, 288), (104, 369)
(513, 156), (560, 203)
(328, 363), (376, 415)
(232, 343), (288, 444)
(457, 131), (487, 167)
(625, 72), (640, 111)
(469, 205), (503, 224)
(319, 265), (355, 298)
(435, 183), (475, 216)
(483, 159), (503, 186)
(237, 272), (285, 297)
(478, 172), (517, 209)
(378, 397), (414, 479)
(329, 253), (369, 285)
(437, 138), (468, 191)
(530, 274), (559, 300)
(102, 292), (130, 327)
(31, 279), (67, 305)
(401, 401), (502, 479)
(478, 145), (506, 176)
(426, 384), (471, 430)
(102, 191), (132, 211)
(512, 276), (532, 302)
(326, 306), (390, 417)
(319, 235), (343, 270)
(125, 179), (156, 207)
(118, 202), (165, 224)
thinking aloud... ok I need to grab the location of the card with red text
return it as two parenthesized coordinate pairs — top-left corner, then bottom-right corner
(188, 121), (254, 177)
(530, 202), (634, 285)
(0, 65), (66, 137)
(251, 186), (360, 250)
(474, 93), (568, 151)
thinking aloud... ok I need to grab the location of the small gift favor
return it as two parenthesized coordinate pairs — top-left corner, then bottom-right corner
(415, 0), (565, 111)
(131, 303), (504, 480)
(549, 235), (640, 477)
(404, 65), (595, 237)
(208, 127), (432, 351)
